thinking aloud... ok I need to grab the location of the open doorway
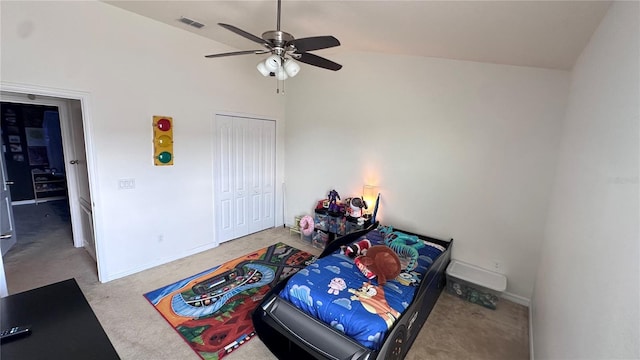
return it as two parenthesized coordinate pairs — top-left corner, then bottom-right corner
(0, 91), (97, 294)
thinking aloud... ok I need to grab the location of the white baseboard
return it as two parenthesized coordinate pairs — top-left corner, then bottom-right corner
(501, 291), (531, 307)
(529, 304), (534, 359)
(100, 241), (220, 283)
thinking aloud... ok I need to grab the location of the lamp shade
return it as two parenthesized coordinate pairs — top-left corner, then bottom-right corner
(264, 55), (281, 72)
(256, 61), (270, 76)
(362, 185), (378, 215)
(283, 59), (300, 77)
(276, 67), (289, 80)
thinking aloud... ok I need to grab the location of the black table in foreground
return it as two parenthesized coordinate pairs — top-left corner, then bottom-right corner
(1, 278), (120, 360)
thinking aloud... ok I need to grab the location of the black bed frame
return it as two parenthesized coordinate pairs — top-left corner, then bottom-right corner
(252, 224), (453, 360)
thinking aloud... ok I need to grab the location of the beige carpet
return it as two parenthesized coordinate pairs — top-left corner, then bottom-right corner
(4, 203), (529, 360)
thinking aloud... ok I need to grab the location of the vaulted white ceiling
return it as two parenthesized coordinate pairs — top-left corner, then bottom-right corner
(104, 0), (611, 70)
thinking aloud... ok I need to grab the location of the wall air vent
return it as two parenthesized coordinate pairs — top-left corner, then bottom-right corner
(179, 16), (205, 29)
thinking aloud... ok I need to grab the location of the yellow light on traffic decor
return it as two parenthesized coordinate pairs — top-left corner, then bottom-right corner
(153, 116), (173, 166)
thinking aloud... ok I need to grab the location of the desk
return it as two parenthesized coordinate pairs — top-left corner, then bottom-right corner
(1, 278), (120, 360)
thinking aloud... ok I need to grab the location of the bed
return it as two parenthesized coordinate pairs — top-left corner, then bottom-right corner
(252, 223), (452, 360)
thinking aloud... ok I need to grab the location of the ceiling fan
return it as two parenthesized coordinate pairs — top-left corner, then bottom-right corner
(204, 0), (342, 81)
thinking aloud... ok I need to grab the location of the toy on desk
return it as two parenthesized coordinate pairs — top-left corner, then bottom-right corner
(345, 197), (367, 218)
(327, 189), (341, 213)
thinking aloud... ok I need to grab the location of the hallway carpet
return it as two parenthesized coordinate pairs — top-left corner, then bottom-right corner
(4, 215), (529, 360)
(4, 199), (99, 291)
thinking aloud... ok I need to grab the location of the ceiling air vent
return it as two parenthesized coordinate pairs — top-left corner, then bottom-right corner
(179, 16), (205, 29)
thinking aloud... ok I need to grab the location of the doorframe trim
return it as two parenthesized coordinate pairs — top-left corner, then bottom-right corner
(0, 81), (106, 282)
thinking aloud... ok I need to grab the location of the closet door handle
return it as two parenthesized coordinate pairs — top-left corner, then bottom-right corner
(0, 233), (12, 239)
(69, 160), (79, 165)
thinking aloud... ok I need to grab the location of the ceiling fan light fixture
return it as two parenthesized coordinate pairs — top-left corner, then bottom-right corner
(283, 59), (300, 77)
(264, 54), (282, 72)
(276, 67), (289, 80)
(205, 0), (342, 92)
(256, 61), (270, 76)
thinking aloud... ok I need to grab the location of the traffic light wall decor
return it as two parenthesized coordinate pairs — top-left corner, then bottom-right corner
(153, 116), (173, 166)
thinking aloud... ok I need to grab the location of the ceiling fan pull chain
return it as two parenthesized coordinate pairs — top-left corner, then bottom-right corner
(276, 76), (285, 95)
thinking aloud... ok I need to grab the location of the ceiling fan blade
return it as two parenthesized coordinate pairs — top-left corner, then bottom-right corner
(218, 23), (270, 46)
(296, 53), (342, 71)
(289, 36), (340, 53)
(205, 50), (270, 58)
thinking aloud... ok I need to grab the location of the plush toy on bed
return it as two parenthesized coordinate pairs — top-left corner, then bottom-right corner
(354, 245), (402, 285)
(344, 239), (371, 258)
(379, 226), (425, 271)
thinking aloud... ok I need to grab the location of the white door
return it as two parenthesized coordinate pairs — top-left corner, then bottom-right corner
(259, 121), (276, 230)
(67, 101), (96, 259)
(0, 135), (17, 255)
(248, 120), (276, 233)
(214, 115), (234, 243)
(232, 117), (250, 238)
(214, 115), (250, 242)
(214, 115), (275, 244)
(248, 122), (263, 234)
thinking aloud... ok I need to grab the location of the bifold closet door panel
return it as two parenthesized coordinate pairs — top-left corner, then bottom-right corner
(260, 121), (276, 230)
(232, 118), (250, 239)
(248, 122), (263, 234)
(215, 115), (235, 243)
(248, 120), (276, 234)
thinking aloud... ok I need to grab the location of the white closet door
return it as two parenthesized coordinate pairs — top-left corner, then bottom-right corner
(232, 118), (250, 239)
(248, 120), (276, 233)
(248, 121), (263, 234)
(260, 121), (276, 230)
(215, 115), (234, 243)
(214, 115), (275, 244)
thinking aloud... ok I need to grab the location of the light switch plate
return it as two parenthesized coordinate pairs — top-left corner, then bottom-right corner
(118, 178), (135, 190)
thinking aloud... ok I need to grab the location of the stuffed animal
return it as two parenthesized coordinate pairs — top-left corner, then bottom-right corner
(379, 225), (425, 271)
(344, 239), (371, 258)
(354, 245), (402, 285)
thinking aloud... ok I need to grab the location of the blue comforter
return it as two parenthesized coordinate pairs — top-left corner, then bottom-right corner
(279, 228), (444, 350)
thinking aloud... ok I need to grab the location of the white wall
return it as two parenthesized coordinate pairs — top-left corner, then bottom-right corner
(531, 1), (639, 358)
(284, 53), (570, 299)
(1, 1), (285, 282)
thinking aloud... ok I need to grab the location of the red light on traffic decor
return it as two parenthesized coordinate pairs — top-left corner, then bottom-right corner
(157, 118), (172, 132)
(153, 116), (174, 166)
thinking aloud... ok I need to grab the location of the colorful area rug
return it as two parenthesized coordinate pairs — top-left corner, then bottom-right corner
(144, 242), (315, 360)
